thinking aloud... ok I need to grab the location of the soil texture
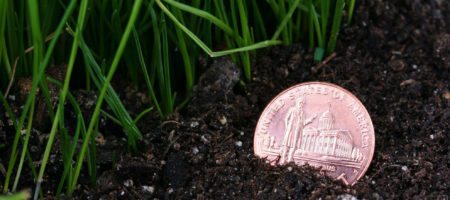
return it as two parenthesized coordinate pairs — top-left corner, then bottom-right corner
(0, 0), (449, 199)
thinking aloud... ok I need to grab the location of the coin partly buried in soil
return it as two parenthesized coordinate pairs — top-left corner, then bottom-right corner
(254, 82), (375, 185)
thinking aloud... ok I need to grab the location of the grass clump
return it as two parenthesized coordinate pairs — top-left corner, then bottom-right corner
(0, 0), (355, 198)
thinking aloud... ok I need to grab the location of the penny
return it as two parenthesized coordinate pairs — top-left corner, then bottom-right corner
(254, 82), (375, 185)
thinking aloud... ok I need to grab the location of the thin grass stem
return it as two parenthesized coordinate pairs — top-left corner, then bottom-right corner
(155, 0), (280, 58)
(327, 0), (345, 54)
(69, 0), (143, 195)
(272, 0), (302, 40)
(33, 0), (89, 198)
(132, 28), (163, 116)
(11, 100), (35, 192)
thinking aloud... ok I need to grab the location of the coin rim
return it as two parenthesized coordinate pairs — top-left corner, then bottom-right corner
(253, 81), (375, 185)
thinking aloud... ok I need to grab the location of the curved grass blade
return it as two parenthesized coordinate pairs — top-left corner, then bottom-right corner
(83, 41), (143, 149)
(163, 0), (234, 36)
(272, 0), (302, 40)
(155, 0), (281, 58)
(33, 0), (88, 198)
(132, 28), (162, 116)
(12, 100), (35, 192)
(3, 0), (77, 194)
(69, 0), (143, 195)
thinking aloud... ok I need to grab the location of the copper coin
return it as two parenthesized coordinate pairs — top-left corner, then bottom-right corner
(254, 82), (375, 185)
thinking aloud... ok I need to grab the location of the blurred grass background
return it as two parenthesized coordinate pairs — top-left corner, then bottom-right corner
(0, 0), (355, 198)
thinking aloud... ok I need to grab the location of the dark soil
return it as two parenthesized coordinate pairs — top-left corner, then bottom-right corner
(1, 0), (449, 199)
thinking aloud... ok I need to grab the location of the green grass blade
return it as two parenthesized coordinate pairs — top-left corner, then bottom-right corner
(38, 81), (55, 123)
(132, 28), (163, 116)
(320, 0), (329, 41)
(311, 5), (323, 48)
(0, 38), (12, 80)
(210, 40), (282, 57)
(70, 0), (143, 195)
(163, 0), (234, 35)
(172, 8), (194, 96)
(251, 0), (267, 40)
(347, 0), (356, 24)
(3, 0), (77, 192)
(45, 77), (93, 195)
(11, 100), (35, 192)
(150, 9), (173, 116)
(33, 0), (89, 198)
(3, 0), (46, 193)
(82, 40), (143, 149)
(27, 0), (44, 77)
(161, 15), (174, 113)
(155, 0), (280, 58)
(327, 0), (345, 54)
(278, 0), (289, 43)
(267, 0), (279, 15)
(272, 0), (302, 40)
(0, 0), (11, 78)
(133, 107), (154, 123)
(236, 0), (252, 80)
(0, 191), (31, 200)
(0, 91), (18, 129)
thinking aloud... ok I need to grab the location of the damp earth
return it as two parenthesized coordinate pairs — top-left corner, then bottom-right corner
(0, 0), (449, 199)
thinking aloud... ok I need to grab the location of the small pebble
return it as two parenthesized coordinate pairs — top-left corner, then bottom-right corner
(192, 147), (199, 155)
(443, 91), (450, 100)
(372, 192), (382, 200)
(95, 134), (106, 145)
(235, 141), (242, 147)
(287, 166), (293, 172)
(142, 185), (154, 194)
(337, 194), (358, 200)
(218, 115), (227, 125)
(430, 134), (435, 140)
(400, 79), (416, 86)
(401, 166), (408, 172)
(124, 179), (133, 187)
(190, 121), (199, 128)
(173, 142), (180, 150)
(201, 135), (209, 143)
